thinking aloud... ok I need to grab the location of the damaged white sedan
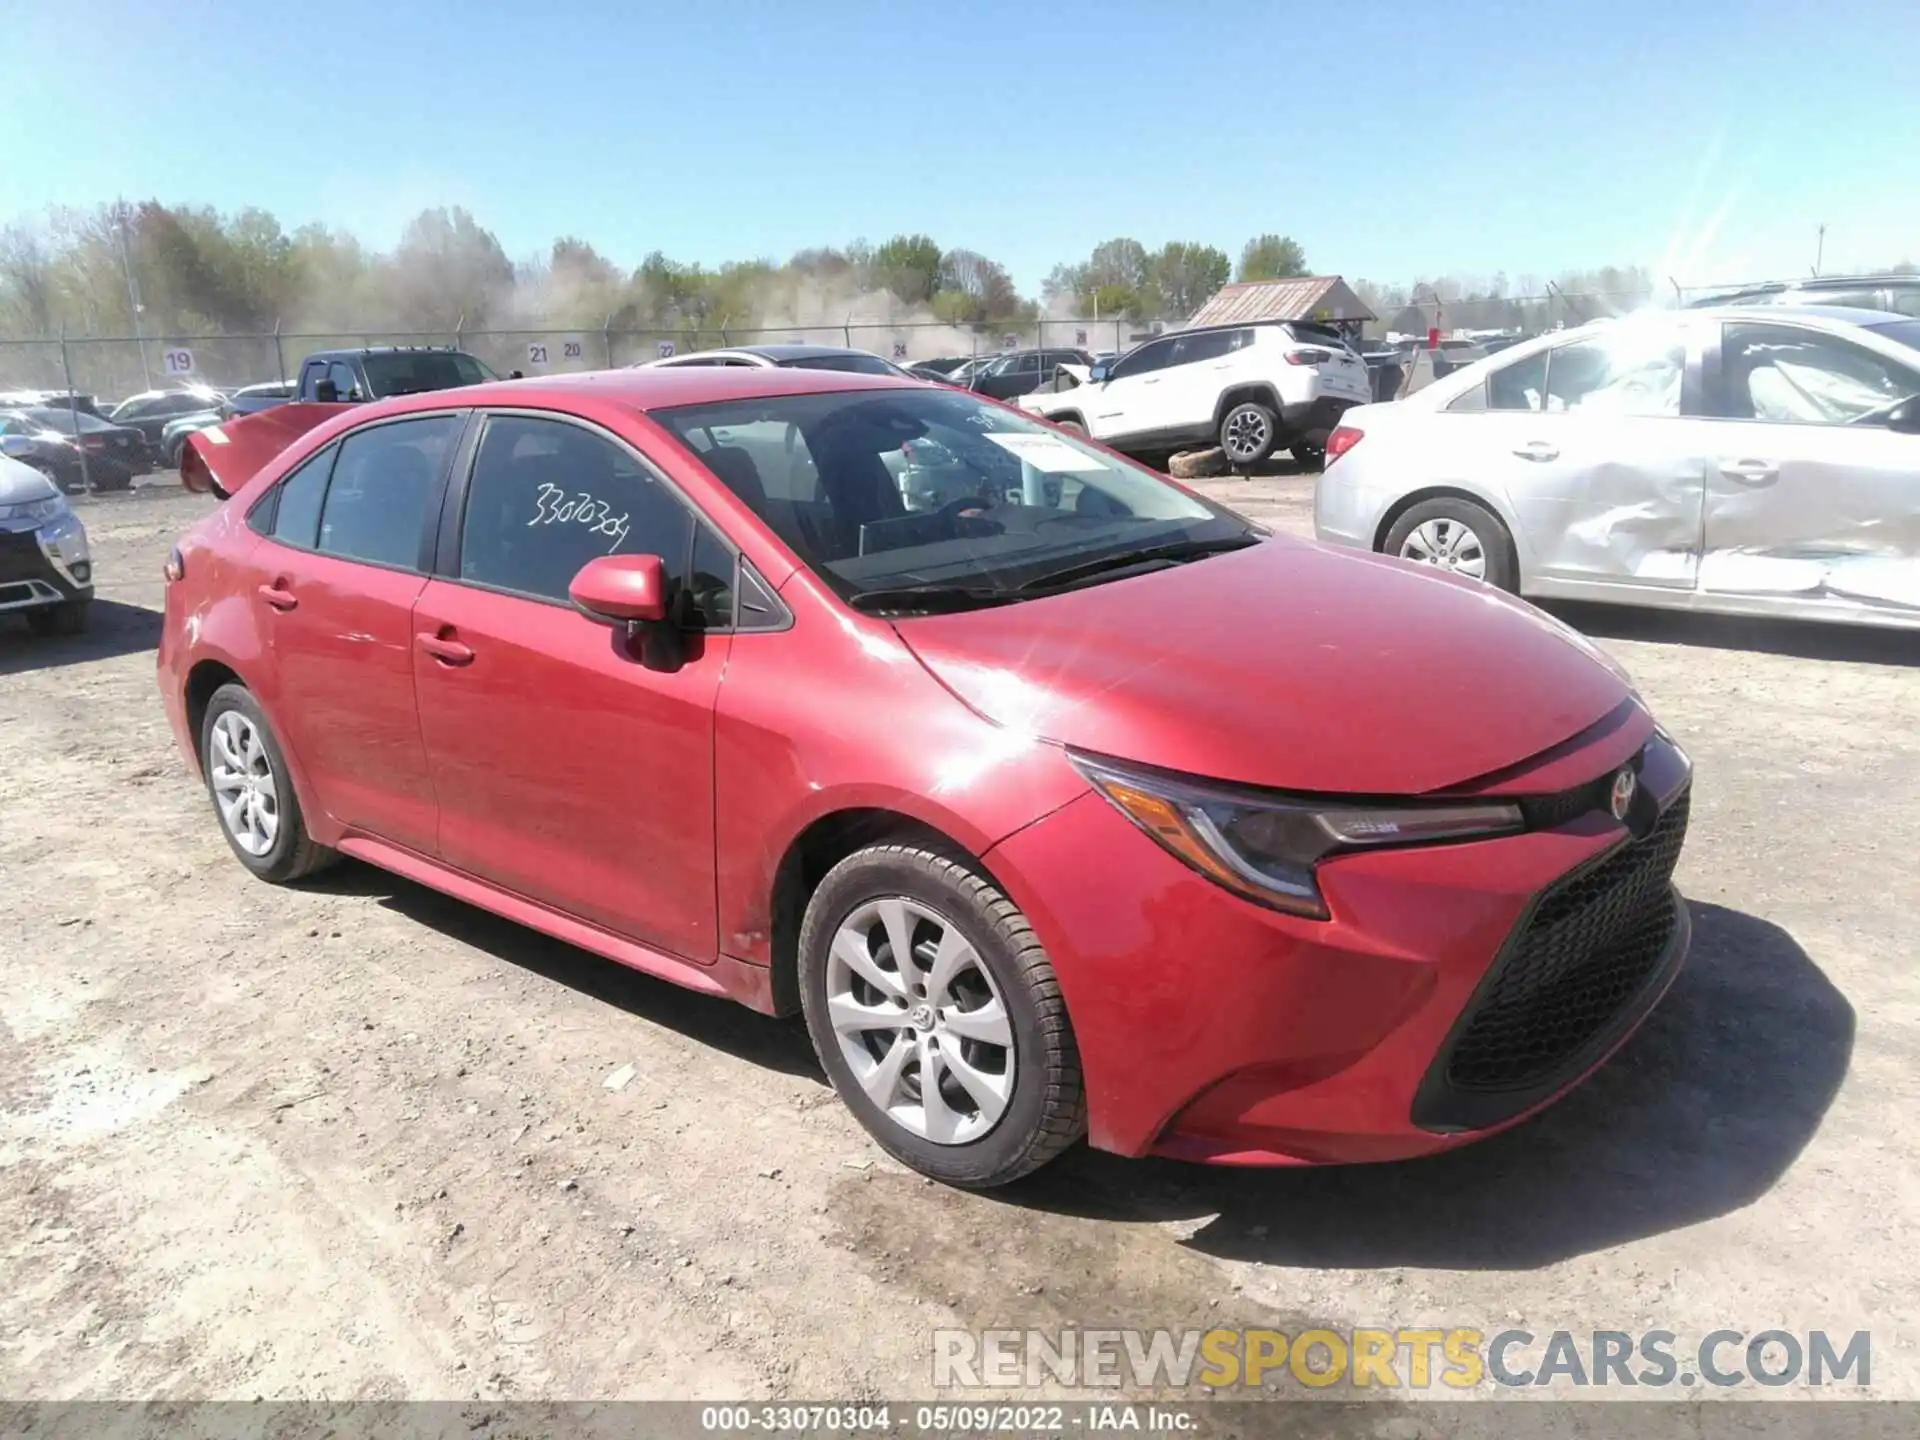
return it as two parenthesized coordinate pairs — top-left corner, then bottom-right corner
(1313, 305), (1920, 629)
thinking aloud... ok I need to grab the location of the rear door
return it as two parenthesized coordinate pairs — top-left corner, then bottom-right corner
(1445, 324), (1711, 590)
(411, 411), (729, 960)
(1698, 319), (1920, 613)
(243, 412), (466, 853)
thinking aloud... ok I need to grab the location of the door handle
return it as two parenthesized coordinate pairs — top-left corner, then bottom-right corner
(257, 583), (297, 611)
(1720, 458), (1779, 485)
(1512, 441), (1559, 462)
(416, 631), (475, 666)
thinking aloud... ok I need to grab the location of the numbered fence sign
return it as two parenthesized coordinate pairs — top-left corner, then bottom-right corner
(527, 342), (550, 366)
(562, 337), (586, 362)
(657, 340), (676, 359)
(1074, 329), (1088, 347)
(891, 341), (908, 360)
(163, 348), (195, 377)
(1002, 332), (1018, 351)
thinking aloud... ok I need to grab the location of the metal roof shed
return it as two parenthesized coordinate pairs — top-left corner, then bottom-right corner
(1185, 276), (1376, 328)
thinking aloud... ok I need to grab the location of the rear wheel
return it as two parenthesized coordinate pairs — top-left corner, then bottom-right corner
(798, 843), (1085, 1188)
(26, 600), (88, 637)
(1383, 496), (1517, 591)
(200, 683), (337, 883)
(1218, 401), (1279, 469)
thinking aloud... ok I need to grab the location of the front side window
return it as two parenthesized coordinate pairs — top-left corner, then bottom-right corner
(326, 362), (360, 401)
(1108, 339), (1172, 380)
(1714, 323), (1920, 425)
(654, 386), (1247, 612)
(458, 415), (694, 604)
(316, 415), (460, 568)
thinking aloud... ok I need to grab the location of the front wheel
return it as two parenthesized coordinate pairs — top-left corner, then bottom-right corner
(798, 843), (1085, 1188)
(1382, 496), (1517, 591)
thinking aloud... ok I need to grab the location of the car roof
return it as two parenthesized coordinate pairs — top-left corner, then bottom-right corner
(1680, 302), (1907, 325)
(346, 363), (925, 418)
(303, 346), (474, 360)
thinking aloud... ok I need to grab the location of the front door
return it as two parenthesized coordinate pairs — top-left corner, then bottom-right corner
(411, 412), (728, 961)
(1699, 320), (1920, 613)
(1091, 336), (1177, 443)
(246, 413), (464, 854)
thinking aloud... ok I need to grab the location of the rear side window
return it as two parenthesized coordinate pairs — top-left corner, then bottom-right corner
(315, 416), (460, 569)
(262, 445), (337, 546)
(1489, 351), (1547, 412)
(457, 415), (694, 604)
(1166, 330), (1234, 366)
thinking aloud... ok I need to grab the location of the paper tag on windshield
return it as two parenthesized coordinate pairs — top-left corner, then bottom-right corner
(982, 432), (1108, 473)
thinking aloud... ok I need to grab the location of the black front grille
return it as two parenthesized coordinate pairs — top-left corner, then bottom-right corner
(1446, 793), (1688, 1094)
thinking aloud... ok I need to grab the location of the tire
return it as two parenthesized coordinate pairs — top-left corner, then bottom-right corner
(1382, 496), (1517, 591)
(199, 682), (338, 884)
(1290, 442), (1326, 472)
(26, 600), (88, 637)
(798, 843), (1085, 1188)
(1217, 400), (1279, 469)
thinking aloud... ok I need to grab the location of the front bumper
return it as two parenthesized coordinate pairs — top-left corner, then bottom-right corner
(0, 516), (93, 611)
(986, 725), (1690, 1164)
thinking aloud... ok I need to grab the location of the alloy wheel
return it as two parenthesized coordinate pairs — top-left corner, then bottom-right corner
(1222, 408), (1270, 462)
(208, 710), (280, 857)
(824, 897), (1015, 1145)
(1399, 518), (1488, 580)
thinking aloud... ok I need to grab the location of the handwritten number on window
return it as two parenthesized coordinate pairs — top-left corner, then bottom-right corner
(528, 482), (631, 552)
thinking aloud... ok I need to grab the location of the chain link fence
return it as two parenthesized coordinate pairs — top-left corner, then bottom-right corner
(0, 280), (1822, 407)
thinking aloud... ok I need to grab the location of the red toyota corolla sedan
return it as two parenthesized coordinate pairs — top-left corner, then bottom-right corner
(158, 367), (1691, 1188)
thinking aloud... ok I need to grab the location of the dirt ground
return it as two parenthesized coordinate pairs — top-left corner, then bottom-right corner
(3, 475), (1916, 1409)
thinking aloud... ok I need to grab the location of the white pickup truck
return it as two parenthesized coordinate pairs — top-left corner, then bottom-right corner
(1020, 320), (1372, 469)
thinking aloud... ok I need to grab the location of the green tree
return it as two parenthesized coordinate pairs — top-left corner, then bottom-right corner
(872, 233), (943, 305)
(1238, 233), (1308, 282)
(1147, 242), (1230, 317)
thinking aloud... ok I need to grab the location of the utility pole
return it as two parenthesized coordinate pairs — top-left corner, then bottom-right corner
(1814, 223), (1827, 277)
(116, 205), (153, 390)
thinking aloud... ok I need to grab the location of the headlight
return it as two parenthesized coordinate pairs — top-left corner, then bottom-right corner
(0, 495), (65, 523)
(1070, 753), (1523, 919)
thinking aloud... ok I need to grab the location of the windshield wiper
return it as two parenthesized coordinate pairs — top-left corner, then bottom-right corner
(846, 583), (1019, 615)
(1014, 534), (1263, 593)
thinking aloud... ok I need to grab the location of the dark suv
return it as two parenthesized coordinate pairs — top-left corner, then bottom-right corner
(964, 348), (1096, 401)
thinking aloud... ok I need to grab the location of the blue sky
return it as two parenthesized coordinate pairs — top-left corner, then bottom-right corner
(3, 0), (1916, 295)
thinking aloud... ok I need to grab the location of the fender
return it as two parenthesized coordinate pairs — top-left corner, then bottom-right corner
(181, 403), (351, 500)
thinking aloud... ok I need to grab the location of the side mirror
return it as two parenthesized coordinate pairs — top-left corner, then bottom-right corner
(571, 553), (668, 624)
(313, 379), (339, 404)
(1089, 363), (1111, 383)
(1887, 398), (1920, 435)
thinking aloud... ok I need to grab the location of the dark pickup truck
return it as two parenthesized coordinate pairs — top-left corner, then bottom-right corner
(292, 345), (497, 403)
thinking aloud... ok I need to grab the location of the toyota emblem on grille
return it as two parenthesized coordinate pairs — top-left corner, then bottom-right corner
(1609, 768), (1637, 821)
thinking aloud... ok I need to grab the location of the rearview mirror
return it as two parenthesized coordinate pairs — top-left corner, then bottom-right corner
(1089, 363), (1111, 383)
(313, 378), (339, 404)
(571, 553), (668, 624)
(1887, 398), (1920, 435)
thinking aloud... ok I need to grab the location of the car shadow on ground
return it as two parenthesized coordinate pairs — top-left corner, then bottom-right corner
(1000, 900), (1854, 1270)
(309, 860), (824, 1082)
(1543, 599), (1919, 667)
(0, 598), (162, 675)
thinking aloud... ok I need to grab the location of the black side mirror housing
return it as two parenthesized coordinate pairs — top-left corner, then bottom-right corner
(313, 379), (339, 404)
(1886, 398), (1920, 435)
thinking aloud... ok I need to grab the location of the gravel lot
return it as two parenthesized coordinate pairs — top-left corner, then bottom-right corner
(3, 474), (1915, 1410)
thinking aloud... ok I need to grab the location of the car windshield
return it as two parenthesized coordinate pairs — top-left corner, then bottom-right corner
(360, 351), (495, 398)
(654, 386), (1250, 609)
(778, 353), (900, 376)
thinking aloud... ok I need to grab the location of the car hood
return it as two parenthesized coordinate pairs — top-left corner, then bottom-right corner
(0, 456), (57, 504)
(893, 536), (1635, 796)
